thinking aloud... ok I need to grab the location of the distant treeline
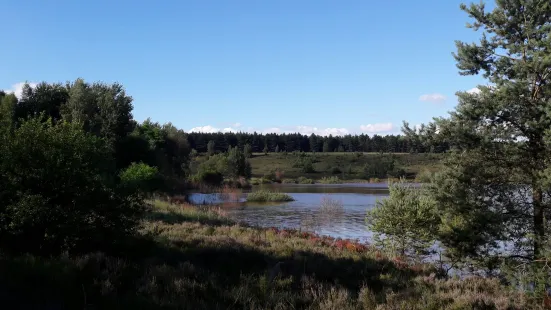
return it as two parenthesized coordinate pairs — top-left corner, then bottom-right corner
(187, 132), (450, 154)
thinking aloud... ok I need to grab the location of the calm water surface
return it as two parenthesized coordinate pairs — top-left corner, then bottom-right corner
(189, 183), (390, 243)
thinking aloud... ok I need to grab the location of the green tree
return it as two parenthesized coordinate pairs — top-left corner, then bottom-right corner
(403, 1), (551, 266)
(0, 93), (17, 134)
(207, 140), (215, 156)
(119, 162), (160, 195)
(243, 143), (252, 158)
(322, 141), (330, 153)
(227, 146), (252, 179)
(0, 117), (144, 254)
(366, 181), (439, 260)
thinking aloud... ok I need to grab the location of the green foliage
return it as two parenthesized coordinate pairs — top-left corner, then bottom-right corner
(296, 176), (315, 184)
(243, 143), (252, 158)
(318, 176), (342, 184)
(207, 140), (215, 156)
(190, 170), (224, 186)
(0, 117), (144, 254)
(227, 146), (252, 179)
(0, 93), (17, 134)
(119, 162), (160, 194)
(330, 166), (342, 174)
(246, 190), (294, 202)
(366, 181), (439, 259)
(293, 156), (316, 173)
(191, 147), (251, 185)
(402, 1), (551, 268)
(363, 155), (401, 179)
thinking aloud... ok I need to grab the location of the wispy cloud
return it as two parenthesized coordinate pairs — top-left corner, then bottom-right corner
(2, 82), (38, 98)
(359, 123), (393, 133)
(419, 93), (446, 103)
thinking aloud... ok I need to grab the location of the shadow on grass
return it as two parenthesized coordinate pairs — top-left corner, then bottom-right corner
(0, 230), (426, 310)
(147, 210), (232, 227)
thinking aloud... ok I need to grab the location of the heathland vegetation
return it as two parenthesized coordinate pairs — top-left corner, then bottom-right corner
(1, 1), (551, 309)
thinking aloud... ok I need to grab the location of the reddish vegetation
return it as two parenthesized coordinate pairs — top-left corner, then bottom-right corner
(267, 227), (374, 255)
(274, 169), (285, 182)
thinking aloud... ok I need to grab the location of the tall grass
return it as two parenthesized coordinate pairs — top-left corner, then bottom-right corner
(318, 176), (342, 184)
(246, 190), (295, 202)
(0, 199), (532, 309)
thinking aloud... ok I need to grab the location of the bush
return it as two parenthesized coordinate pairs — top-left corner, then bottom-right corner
(318, 176), (342, 184)
(190, 170), (224, 186)
(296, 176), (315, 184)
(330, 166), (342, 174)
(246, 190), (295, 202)
(0, 118), (144, 254)
(292, 157), (315, 173)
(250, 177), (272, 185)
(366, 180), (439, 259)
(363, 155), (406, 179)
(119, 162), (160, 194)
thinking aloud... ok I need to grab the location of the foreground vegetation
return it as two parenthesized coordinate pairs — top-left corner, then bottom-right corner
(1, 200), (530, 309)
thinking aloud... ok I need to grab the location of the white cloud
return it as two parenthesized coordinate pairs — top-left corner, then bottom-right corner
(359, 123), (393, 133)
(295, 126), (349, 136)
(189, 123), (394, 136)
(262, 127), (285, 134)
(419, 93), (446, 103)
(232, 122), (242, 128)
(222, 127), (240, 133)
(2, 82), (38, 98)
(188, 125), (220, 133)
(467, 87), (481, 94)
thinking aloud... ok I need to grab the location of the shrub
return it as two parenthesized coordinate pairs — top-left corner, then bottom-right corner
(297, 176), (315, 184)
(415, 169), (437, 183)
(246, 190), (294, 202)
(0, 118), (145, 254)
(366, 180), (439, 259)
(293, 157), (315, 173)
(330, 166), (342, 174)
(281, 178), (296, 184)
(318, 176), (342, 184)
(190, 170), (224, 186)
(119, 162), (160, 194)
(250, 177), (272, 185)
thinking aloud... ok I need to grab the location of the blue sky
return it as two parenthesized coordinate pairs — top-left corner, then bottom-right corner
(1, 0), (487, 136)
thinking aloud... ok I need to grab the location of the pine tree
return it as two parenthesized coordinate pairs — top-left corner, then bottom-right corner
(243, 143), (252, 158)
(207, 140), (215, 156)
(404, 1), (551, 265)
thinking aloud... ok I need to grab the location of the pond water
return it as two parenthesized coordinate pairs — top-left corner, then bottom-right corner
(188, 183), (390, 243)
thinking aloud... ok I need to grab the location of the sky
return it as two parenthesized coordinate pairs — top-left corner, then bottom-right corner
(1, 0), (488, 136)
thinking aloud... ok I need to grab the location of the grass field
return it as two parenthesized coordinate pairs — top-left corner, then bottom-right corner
(1, 200), (526, 309)
(248, 152), (443, 181)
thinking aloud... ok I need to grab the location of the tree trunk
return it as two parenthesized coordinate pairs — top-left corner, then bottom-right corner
(533, 186), (544, 258)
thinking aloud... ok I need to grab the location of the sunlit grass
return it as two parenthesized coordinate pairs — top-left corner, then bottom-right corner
(246, 190), (295, 202)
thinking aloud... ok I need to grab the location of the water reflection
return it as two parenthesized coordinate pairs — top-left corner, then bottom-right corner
(188, 183), (390, 243)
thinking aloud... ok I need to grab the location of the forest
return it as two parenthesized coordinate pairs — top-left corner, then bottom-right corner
(187, 130), (449, 154)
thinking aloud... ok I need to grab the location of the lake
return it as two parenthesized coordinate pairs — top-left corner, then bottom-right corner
(188, 183), (390, 243)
